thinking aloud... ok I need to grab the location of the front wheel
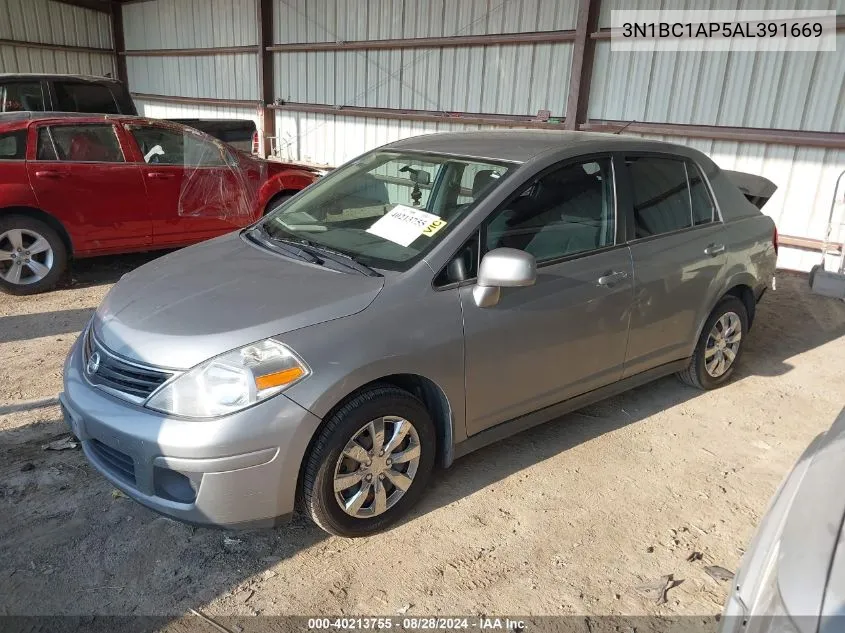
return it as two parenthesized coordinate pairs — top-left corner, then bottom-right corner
(301, 385), (436, 537)
(678, 296), (748, 390)
(0, 215), (67, 295)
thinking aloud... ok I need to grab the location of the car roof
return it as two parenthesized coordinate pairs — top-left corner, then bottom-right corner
(383, 129), (694, 163)
(0, 73), (124, 85)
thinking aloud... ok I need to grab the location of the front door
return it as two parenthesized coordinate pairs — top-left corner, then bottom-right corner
(124, 123), (250, 246)
(620, 155), (727, 376)
(460, 157), (634, 436)
(27, 122), (151, 252)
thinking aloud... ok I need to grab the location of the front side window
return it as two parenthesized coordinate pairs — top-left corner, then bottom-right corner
(54, 82), (119, 114)
(36, 124), (124, 163)
(485, 158), (615, 263)
(0, 130), (26, 160)
(128, 125), (226, 167)
(261, 151), (512, 272)
(0, 82), (45, 112)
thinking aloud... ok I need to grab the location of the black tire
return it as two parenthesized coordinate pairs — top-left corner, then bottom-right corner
(302, 385), (436, 537)
(263, 193), (294, 216)
(0, 215), (68, 295)
(678, 296), (748, 390)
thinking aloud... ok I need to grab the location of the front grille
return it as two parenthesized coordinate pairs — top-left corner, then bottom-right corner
(89, 439), (136, 484)
(83, 328), (172, 401)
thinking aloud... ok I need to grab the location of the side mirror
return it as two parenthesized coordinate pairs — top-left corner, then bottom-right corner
(473, 248), (537, 308)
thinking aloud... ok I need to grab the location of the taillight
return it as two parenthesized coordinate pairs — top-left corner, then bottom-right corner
(773, 225), (779, 254)
(252, 131), (259, 154)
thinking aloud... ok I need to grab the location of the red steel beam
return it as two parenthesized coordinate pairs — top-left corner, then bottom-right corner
(0, 38), (112, 55)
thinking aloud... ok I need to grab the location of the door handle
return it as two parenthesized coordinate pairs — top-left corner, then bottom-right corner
(34, 170), (67, 179)
(704, 243), (726, 256)
(146, 171), (175, 179)
(597, 270), (629, 286)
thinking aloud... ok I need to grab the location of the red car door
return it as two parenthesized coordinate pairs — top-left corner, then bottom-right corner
(26, 121), (151, 253)
(124, 122), (252, 247)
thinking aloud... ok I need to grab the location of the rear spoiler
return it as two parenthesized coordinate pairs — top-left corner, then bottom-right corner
(723, 170), (777, 209)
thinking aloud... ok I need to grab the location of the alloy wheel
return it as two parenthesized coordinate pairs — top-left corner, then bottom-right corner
(333, 416), (422, 519)
(0, 228), (54, 286)
(704, 311), (742, 378)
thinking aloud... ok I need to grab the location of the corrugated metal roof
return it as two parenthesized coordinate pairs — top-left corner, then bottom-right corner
(1, 0), (113, 48)
(127, 55), (259, 100)
(274, 42), (572, 116)
(273, 0), (578, 44)
(123, 0), (258, 50)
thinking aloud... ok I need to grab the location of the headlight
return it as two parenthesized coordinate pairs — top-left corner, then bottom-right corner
(145, 339), (309, 418)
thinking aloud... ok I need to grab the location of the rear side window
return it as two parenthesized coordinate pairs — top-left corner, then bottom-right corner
(36, 125), (124, 163)
(128, 125), (226, 167)
(627, 157), (691, 238)
(54, 82), (119, 114)
(1, 82), (45, 112)
(0, 130), (26, 160)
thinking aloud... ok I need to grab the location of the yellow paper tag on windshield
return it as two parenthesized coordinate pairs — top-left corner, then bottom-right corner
(422, 218), (447, 237)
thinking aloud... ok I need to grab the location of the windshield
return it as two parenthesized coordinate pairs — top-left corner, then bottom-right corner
(261, 151), (512, 271)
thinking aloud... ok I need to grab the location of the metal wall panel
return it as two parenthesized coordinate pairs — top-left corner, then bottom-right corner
(598, 0), (845, 28)
(273, 0), (578, 44)
(0, 0), (114, 75)
(591, 0), (845, 132)
(274, 110), (505, 165)
(134, 97), (262, 128)
(0, 45), (114, 75)
(1, 0), (113, 48)
(274, 42), (572, 115)
(589, 35), (845, 132)
(123, 0), (258, 50)
(126, 54), (258, 100)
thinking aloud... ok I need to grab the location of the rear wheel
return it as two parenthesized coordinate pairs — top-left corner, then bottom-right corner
(678, 296), (748, 390)
(0, 215), (67, 295)
(301, 385), (436, 537)
(264, 193), (294, 216)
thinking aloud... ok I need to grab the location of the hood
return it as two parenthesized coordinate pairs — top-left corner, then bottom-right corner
(94, 232), (384, 369)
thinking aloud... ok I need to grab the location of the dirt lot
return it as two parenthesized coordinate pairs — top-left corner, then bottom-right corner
(1, 260), (844, 627)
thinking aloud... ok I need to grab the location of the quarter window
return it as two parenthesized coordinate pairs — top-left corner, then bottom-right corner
(36, 125), (125, 163)
(128, 126), (227, 167)
(0, 130), (26, 160)
(688, 161), (716, 225)
(485, 158), (615, 263)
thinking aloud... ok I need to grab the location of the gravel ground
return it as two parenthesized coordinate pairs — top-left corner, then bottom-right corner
(1, 258), (844, 628)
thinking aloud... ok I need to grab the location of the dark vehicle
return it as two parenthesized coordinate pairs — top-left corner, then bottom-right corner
(0, 73), (257, 153)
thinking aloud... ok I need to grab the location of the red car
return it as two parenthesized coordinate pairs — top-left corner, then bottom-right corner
(0, 113), (319, 294)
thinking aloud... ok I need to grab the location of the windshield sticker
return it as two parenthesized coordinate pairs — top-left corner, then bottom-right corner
(366, 205), (447, 247)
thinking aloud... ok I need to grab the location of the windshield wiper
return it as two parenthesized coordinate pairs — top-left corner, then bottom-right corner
(295, 242), (381, 277)
(251, 225), (323, 265)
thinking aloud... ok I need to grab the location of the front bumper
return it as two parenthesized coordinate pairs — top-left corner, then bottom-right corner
(61, 337), (322, 528)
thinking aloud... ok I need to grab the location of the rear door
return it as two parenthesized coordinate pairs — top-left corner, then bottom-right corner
(26, 122), (151, 252)
(620, 154), (727, 376)
(124, 123), (251, 246)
